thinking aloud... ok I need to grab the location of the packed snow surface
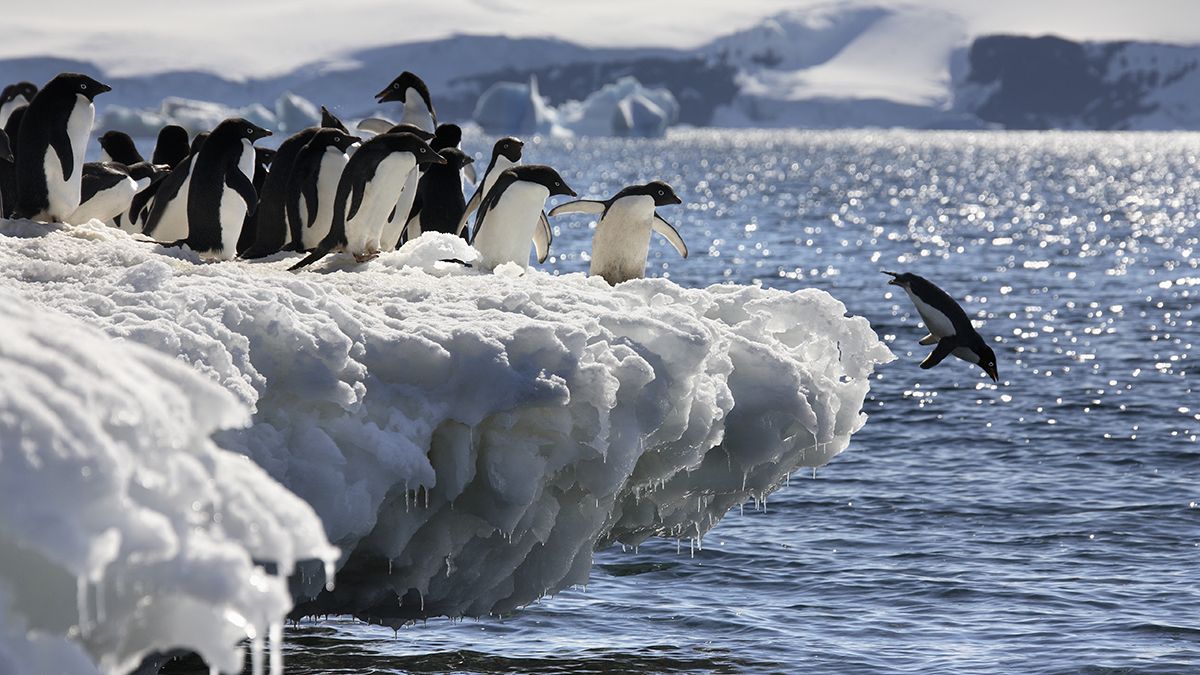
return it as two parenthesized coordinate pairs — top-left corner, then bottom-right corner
(0, 218), (891, 631)
(0, 277), (335, 673)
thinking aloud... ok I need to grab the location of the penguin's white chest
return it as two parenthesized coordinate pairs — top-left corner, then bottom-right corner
(589, 196), (656, 284)
(149, 163), (192, 241)
(209, 140), (255, 260)
(400, 88), (435, 133)
(345, 153), (416, 253)
(303, 148), (350, 250)
(68, 176), (138, 224)
(482, 156), (516, 199)
(381, 165), (421, 250)
(904, 288), (957, 338)
(473, 182), (548, 269)
(41, 95), (94, 220)
(0, 98), (27, 128)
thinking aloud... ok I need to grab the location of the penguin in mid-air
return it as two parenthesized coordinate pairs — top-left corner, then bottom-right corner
(179, 117), (272, 260)
(151, 125), (190, 168)
(457, 137), (523, 238)
(98, 130), (144, 165)
(549, 180), (687, 285)
(13, 73), (111, 222)
(284, 127), (360, 251)
(883, 271), (999, 382)
(401, 147), (473, 243)
(470, 164), (575, 270)
(0, 82), (36, 127)
(289, 132), (444, 271)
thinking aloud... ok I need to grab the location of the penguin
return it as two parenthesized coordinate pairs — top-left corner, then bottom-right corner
(151, 124), (190, 168)
(111, 161), (167, 232)
(239, 126), (322, 259)
(882, 271), (999, 382)
(283, 128), (360, 251)
(549, 181), (687, 285)
(374, 71), (437, 133)
(289, 132), (444, 271)
(141, 131), (212, 240)
(236, 146), (276, 255)
(67, 162), (142, 224)
(320, 106), (348, 133)
(180, 117), (272, 260)
(401, 147), (473, 243)
(98, 130), (144, 165)
(0, 130), (13, 215)
(470, 164), (576, 270)
(13, 73), (111, 222)
(457, 137), (523, 237)
(376, 123), (437, 251)
(0, 82), (36, 128)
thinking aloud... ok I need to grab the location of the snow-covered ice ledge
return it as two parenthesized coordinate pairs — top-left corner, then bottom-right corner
(0, 219), (892, 629)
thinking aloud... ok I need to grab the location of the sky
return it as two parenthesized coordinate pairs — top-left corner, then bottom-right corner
(7, 0), (1200, 77)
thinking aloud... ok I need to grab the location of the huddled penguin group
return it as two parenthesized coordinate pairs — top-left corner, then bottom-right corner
(0, 70), (1000, 382)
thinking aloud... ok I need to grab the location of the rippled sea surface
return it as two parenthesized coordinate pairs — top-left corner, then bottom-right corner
(281, 130), (1198, 674)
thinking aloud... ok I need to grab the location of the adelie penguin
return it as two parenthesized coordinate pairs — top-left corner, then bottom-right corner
(457, 137), (523, 238)
(98, 130), (144, 165)
(151, 125), (190, 168)
(1, 106), (27, 216)
(402, 147), (474, 243)
(0, 81), (36, 127)
(470, 164), (576, 270)
(141, 132), (210, 241)
(236, 146), (276, 255)
(0, 130), (13, 215)
(372, 71), (437, 134)
(284, 128), (360, 251)
(377, 122), (438, 251)
(68, 161), (157, 225)
(549, 180), (688, 285)
(289, 132), (444, 271)
(13, 73), (111, 222)
(883, 271), (999, 382)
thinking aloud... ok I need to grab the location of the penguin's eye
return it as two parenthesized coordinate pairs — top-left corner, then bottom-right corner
(420, 148), (426, 153)
(79, 83), (87, 90)
(335, 136), (341, 142)
(555, 182), (561, 187)
(658, 190), (664, 195)
(393, 83), (400, 89)
(246, 127), (253, 134)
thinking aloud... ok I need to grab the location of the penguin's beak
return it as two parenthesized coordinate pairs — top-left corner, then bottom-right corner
(669, 194), (683, 205)
(424, 150), (447, 165)
(882, 270), (900, 286)
(983, 363), (999, 382)
(375, 86), (401, 103)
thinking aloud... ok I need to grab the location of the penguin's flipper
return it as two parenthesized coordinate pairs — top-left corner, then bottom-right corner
(463, 162), (477, 185)
(920, 337), (959, 370)
(457, 187), (483, 236)
(548, 200), (605, 217)
(356, 118), (394, 136)
(0, 129), (12, 162)
(919, 333), (939, 346)
(403, 212), (421, 246)
(227, 170), (258, 217)
(533, 210), (552, 264)
(346, 178), (367, 222)
(141, 168), (189, 236)
(652, 213), (688, 258)
(51, 130), (74, 181)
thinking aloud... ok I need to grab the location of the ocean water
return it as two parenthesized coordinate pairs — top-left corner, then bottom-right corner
(278, 130), (1198, 674)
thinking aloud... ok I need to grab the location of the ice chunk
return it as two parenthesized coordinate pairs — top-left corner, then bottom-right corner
(472, 76), (567, 137)
(0, 221), (891, 626)
(559, 76), (680, 138)
(274, 91), (320, 135)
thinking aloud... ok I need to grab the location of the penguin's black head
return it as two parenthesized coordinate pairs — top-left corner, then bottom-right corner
(375, 71), (435, 113)
(124, 161), (162, 182)
(494, 137), (524, 162)
(646, 180), (682, 206)
(882, 270), (917, 288)
(385, 123), (435, 142)
(307, 127), (360, 153)
(228, 118), (272, 142)
(1, 82), (37, 105)
(432, 123), (462, 151)
(320, 106), (348, 133)
(0, 129), (12, 163)
(256, 147), (276, 167)
(99, 130), (140, 160)
(516, 165), (577, 198)
(52, 73), (111, 100)
(437, 147), (473, 170)
(382, 131), (445, 165)
(190, 132), (210, 155)
(977, 343), (999, 383)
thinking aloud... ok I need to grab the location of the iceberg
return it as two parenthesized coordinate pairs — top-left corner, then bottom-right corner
(0, 219), (890, 646)
(472, 75), (565, 137)
(558, 76), (680, 138)
(0, 277), (336, 673)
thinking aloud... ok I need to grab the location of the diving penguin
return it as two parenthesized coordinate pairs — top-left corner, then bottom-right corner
(548, 180), (687, 285)
(883, 271), (999, 382)
(13, 73), (111, 222)
(470, 164), (575, 270)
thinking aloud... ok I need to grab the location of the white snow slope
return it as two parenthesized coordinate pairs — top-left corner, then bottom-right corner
(0, 219), (891, 634)
(0, 281), (336, 673)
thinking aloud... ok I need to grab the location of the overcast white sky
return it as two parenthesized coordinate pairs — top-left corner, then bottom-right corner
(8, 0), (1200, 77)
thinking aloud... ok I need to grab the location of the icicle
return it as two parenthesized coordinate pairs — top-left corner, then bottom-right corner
(76, 576), (90, 637)
(689, 537), (695, 558)
(95, 577), (106, 624)
(388, 559), (393, 575)
(323, 557), (337, 592)
(812, 467), (817, 479)
(424, 486), (429, 509)
(250, 629), (264, 675)
(268, 622), (283, 675)
(419, 589), (425, 612)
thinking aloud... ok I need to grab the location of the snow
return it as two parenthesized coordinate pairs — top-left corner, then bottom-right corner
(0, 219), (892, 628)
(0, 271), (336, 673)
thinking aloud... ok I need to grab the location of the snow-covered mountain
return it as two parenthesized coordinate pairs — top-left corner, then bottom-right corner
(3, 3), (1200, 133)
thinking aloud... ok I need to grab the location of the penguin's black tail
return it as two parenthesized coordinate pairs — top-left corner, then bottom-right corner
(439, 258), (473, 267)
(289, 247), (329, 271)
(161, 238), (188, 249)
